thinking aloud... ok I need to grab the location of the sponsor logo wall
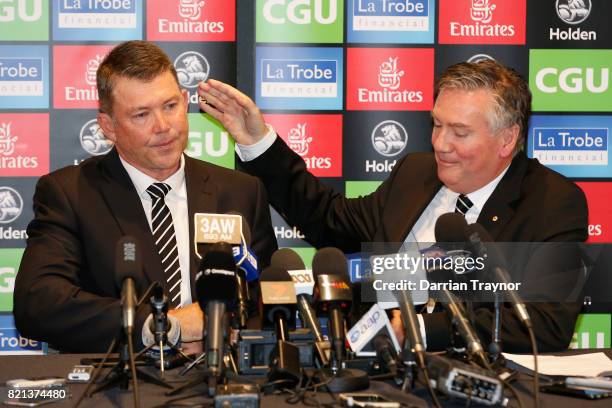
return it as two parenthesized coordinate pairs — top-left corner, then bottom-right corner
(0, 0), (611, 353)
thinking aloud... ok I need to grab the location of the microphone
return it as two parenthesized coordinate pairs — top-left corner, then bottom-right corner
(259, 266), (301, 383)
(195, 242), (238, 383)
(434, 213), (488, 366)
(271, 248), (330, 365)
(312, 247), (352, 367)
(394, 289), (426, 370)
(142, 285), (181, 349)
(227, 212), (259, 282)
(346, 302), (400, 357)
(226, 212), (259, 329)
(373, 333), (399, 376)
(115, 236), (141, 336)
(465, 223), (532, 329)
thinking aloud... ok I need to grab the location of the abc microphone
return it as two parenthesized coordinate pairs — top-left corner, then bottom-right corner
(195, 242), (238, 393)
(272, 248), (330, 367)
(115, 236), (141, 336)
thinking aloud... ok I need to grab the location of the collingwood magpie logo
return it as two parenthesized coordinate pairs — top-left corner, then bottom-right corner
(79, 119), (113, 156)
(0, 187), (23, 224)
(371, 120), (408, 157)
(174, 51), (210, 89)
(556, 0), (591, 25)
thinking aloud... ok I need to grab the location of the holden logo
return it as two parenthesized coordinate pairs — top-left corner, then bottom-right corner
(0, 187), (23, 224)
(287, 123), (312, 157)
(556, 0), (591, 25)
(371, 120), (408, 157)
(467, 54), (495, 63)
(179, 0), (205, 21)
(174, 51), (210, 89)
(79, 119), (114, 156)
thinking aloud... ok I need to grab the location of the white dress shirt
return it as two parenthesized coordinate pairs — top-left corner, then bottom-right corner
(119, 155), (192, 307)
(235, 127), (511, 348)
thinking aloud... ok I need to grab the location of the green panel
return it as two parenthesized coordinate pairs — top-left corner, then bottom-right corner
(186, 114), (235, 169)
(571, 314), (611, 349)
(289, 247), (316, 269)
(256, 0), (344, 43)
(345, 181), (382, 198)
(0, 248), (24, 312)
(530, 49), (612, 112)
(0, 0), (49, 41)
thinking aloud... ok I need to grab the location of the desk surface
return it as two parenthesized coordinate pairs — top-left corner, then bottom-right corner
(0, 352), (610, 407)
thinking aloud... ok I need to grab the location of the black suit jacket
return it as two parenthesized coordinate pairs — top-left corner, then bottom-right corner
(14, 149), (277, 352)
(240, 138), (588, 352)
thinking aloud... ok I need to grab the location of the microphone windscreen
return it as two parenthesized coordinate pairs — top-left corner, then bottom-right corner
(271, 248), (305, 271)
(465, 223), (507, 268)
(434, 212), (468, 243)
(312, 247), (348, 279)
(259, 265), (293, 283)
(196, 242), (238, 307)
(115, 236), (141, 288)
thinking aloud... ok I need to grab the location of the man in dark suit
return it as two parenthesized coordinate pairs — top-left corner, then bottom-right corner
(13, 41), (277, 353)
(197, 60), (588, 352)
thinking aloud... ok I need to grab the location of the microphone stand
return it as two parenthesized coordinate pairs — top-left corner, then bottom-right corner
(488, 292), (503, 366)
(84, 284), (174, 406)
(135, 287), (192, 377)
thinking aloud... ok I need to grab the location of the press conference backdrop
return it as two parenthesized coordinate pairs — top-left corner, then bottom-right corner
(0, 0), (610, 354)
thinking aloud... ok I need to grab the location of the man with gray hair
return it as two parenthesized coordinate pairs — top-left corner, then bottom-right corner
(198, 60), (588, 352)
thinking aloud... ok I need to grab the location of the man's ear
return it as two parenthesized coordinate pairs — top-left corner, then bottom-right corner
(499, 124), (520, 158)
(97, 112), (116, 143)
(181, 89), (189, 112)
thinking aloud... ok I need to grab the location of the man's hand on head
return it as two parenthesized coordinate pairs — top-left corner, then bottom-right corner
(197, 79), (268, 146)
(168, 302), (205, 342)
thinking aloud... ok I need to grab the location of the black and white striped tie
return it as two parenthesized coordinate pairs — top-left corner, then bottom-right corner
(146, 182), (182, 308)
(455, 194), (474, 216)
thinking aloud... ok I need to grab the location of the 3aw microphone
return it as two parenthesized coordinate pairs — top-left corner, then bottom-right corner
(195, 242), (238, 380)
(115, 236), (141, 336)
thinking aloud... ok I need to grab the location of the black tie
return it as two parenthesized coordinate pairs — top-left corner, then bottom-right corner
(146, 182), (182, 308)
(455, 194), (474, 216)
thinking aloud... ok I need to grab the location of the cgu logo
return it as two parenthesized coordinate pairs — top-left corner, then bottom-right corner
(186, 131), (229, 157)
(536, 68), (609, 94)
(0, 267), (15, 293)
(0, 0), (42, 22)
(263, 0), (337, 25)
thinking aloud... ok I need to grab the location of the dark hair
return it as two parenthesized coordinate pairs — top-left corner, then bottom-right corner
(96, 41), (179, 114)
(435, 59), (531, 152)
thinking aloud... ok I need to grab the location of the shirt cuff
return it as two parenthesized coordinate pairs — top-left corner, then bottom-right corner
(417, 313), (428, 350)
(235, 124), (277, 162)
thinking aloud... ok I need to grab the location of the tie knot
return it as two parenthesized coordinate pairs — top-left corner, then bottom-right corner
(146, 182), (171, 200)
(455, 194), (474, 216)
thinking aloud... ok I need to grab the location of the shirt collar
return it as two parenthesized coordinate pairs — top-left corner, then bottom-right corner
(119, 154), (186, 200)
(446, 164), (511, 214)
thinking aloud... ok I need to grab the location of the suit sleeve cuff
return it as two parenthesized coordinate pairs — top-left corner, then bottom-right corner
(235, 124), (277, 162)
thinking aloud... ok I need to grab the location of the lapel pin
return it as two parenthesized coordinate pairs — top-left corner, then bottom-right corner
(492, 216), (498, 222)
